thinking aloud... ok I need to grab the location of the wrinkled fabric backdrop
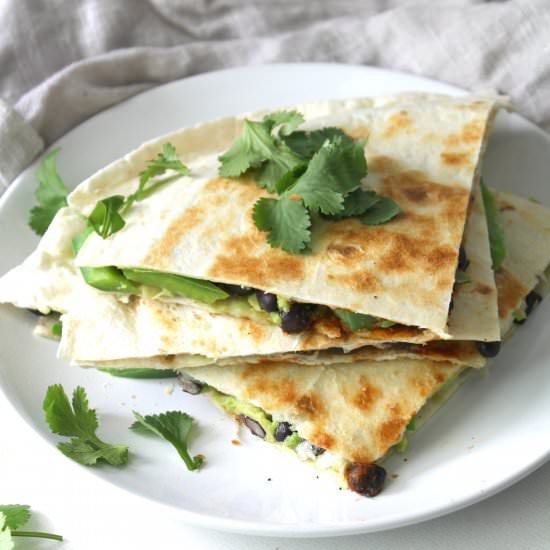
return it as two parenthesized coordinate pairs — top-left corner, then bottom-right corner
(0, 0), (549, 193)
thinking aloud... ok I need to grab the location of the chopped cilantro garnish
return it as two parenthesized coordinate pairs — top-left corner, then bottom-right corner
(51, 320), (62, 337)
(218, 111), (400, 254)
(43, 385), (128, 466)
(480, 180), (506, 270)
(28, 149), (69, 236)
(131, 411), (203, 471)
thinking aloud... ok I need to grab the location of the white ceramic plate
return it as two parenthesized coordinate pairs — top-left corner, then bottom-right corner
(1, 64), (550, 538)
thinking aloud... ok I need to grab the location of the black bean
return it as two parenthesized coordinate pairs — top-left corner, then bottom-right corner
(476, 341), (501, 358)
(218, 284), (254, 296)
(280, 303), (314, 333)
(458, 244), (469, 271)
(255, 290), (279, 312)
(240, 415), (266, 439)
(176, 373), (204, 395)
(309, 443), (325, 456)
(346, 463), (386, 497)
(525, 291), (542, 316)
(274, 421), (294, 442)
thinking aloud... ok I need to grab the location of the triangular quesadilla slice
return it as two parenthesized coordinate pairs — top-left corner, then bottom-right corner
(171, 189), (550, 496)
(68, 94), (506, 341)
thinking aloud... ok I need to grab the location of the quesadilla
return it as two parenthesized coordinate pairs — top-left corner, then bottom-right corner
(171, 189), (550, 496)
(67, 93), (506, 342)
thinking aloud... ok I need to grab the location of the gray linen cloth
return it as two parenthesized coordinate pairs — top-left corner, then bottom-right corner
(1, 0), (549, 194)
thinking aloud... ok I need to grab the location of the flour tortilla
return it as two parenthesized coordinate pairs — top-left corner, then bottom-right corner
(71, 93), (506, 338)
(171, 191), (550, 493)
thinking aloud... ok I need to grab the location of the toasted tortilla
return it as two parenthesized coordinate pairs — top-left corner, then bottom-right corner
(493, 190), (550, 333)
(70, 94), (506, 337)
(171, 191), (550, 494)
(179, 358), (464, 490)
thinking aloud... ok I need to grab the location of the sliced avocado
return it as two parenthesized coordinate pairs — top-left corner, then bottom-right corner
(277, 295), (291, 312)
(122, 268), (229, 304)
(212, 295), (279, 324)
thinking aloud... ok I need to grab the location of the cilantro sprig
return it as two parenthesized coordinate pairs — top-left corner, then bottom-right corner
(218, 111), (400, 253)
(0, 506), (63, 546)
(29, 149), (69, 236)
(131, 411), (204, 471)
(87, 143), (190, 240)
(43, 384), (128, 466)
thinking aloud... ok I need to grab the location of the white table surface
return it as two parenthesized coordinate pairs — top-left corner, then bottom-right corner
(1, 390), (549, 550)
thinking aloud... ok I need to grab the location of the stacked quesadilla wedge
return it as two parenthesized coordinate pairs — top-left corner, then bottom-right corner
(1, 93), (504, 369)
(173, 190), (550, 495)
(3, 93), (544, 498)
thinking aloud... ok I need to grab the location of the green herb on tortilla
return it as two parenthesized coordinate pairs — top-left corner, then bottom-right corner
(252, 196), (311, 254)
(131, 411), (204, 471)
(0, 506), (63, 546)
(28, 149), (69, 236)
(334, 309), (377, 331)
(88, 195), (126, 238)
(43, 384), (129, 466)
(480, 180), (506, 270)
(218, 111), (400, 254)
(98, 368), (177, 379)
(86, 143), (190, 240)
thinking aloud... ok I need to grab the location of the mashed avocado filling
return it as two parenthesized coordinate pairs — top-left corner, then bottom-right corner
(193, 367), (468, 465)
(75, 264), (402, 332)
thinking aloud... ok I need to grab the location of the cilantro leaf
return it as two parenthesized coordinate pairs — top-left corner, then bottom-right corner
(283, 127), (352, 159)
(359, 196), (401, 225)
(334, 309), (378, 331)
(287, 136), (367, 215)
(87, 195), (126, 239)
(28, 149), (69, 236)
(132, 143), (190, 202)
(219, 119), (281, 177)
(252, 197), (311, 254)
(326, 189), (380, 220)
(480, 180), (506, 270)
(43, 385), (128, 466)
(138, 143), (190, 185)
(0, 507), (30, 531)
(255, 148), (305, 193)
(0, 513), (13, 550)
(263, 111), (305, 136)
(131, 411), (204, 471)
(85, 143), (189, 240)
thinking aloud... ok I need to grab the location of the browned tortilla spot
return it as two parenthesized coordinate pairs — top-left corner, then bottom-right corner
(351, 376), (382, 412)
(495, 268), (528, 320)
(440, 151), (471, 167)
(296, 394), (324, 417)
(376, 417), (407, 450)
(382, 111), (412, 138)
